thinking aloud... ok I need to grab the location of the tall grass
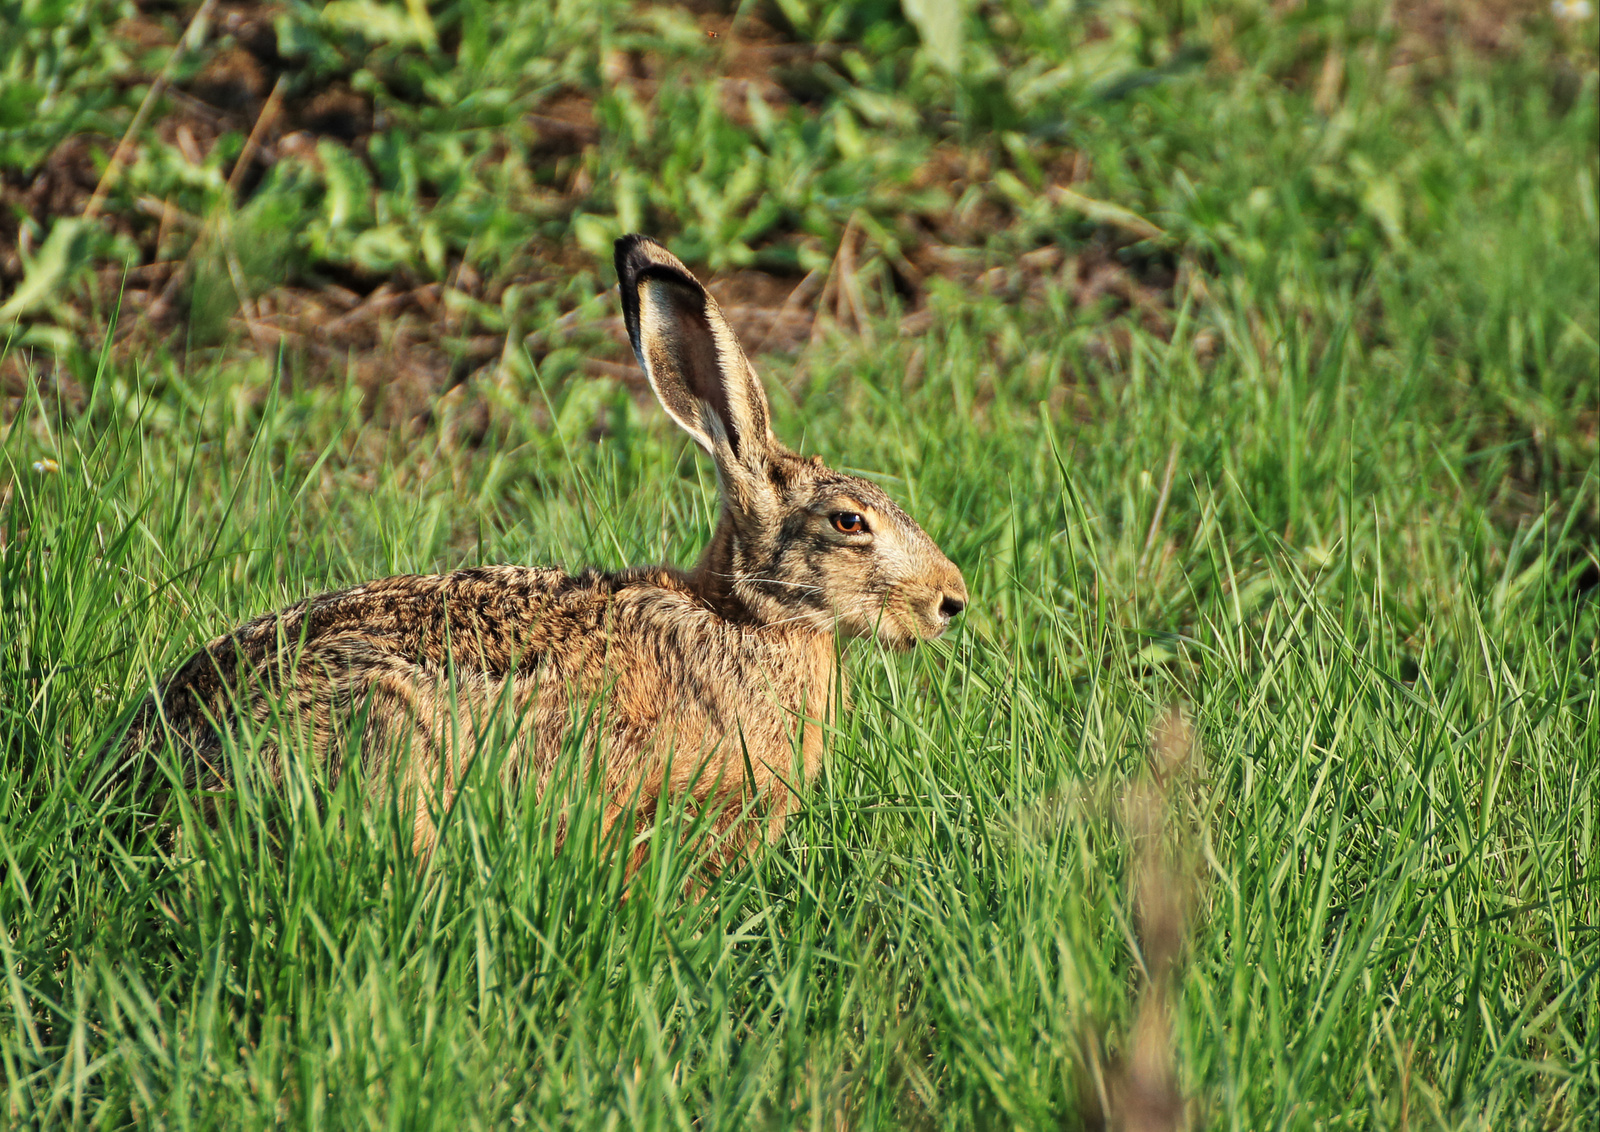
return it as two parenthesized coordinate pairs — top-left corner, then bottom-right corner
(2, 1), (1597, 1128)
(4, 248), (1596, 1126)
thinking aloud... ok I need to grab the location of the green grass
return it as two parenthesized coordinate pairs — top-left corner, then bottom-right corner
(3, 1), (1599, 1128)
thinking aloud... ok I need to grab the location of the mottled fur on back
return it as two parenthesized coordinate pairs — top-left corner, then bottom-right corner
(123, 236), (966, 861)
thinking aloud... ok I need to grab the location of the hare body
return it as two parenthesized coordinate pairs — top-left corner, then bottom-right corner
(123, 564), (835, 854)
(123, 236), (966, 857)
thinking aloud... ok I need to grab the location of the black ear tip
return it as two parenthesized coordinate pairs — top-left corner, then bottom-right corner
(614, 233), (655, 258)
(614, 234), (666, 287)
(614, 235), (705, 297)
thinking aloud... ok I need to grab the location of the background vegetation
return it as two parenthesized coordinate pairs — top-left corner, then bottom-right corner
(2, 0), (1597, 1127)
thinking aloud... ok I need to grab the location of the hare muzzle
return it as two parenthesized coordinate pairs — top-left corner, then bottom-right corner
(912, 559), (970, 642)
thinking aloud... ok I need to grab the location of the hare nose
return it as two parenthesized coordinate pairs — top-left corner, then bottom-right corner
(939, 595), (966, 620)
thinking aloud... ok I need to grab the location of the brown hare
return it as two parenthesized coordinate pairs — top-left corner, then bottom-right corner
(121, 235), (967, 862)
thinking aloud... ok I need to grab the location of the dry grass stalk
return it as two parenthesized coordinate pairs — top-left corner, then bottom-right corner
(1099, 703), (1200, 1132)
(227, 74), (288, 199)
(84, 0), (220, 221)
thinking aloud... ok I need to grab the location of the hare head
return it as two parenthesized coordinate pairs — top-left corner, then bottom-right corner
(616, 235), (967, 650)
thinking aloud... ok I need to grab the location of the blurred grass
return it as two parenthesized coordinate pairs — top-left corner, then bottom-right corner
(1, 0), (1593, 469)
(2, 0), (1599, 1128)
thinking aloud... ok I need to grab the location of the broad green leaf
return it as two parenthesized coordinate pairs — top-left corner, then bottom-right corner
(571, 213), (622, 260)
(350, 224), (416, 273)
(901, 0), (965, 73)
(318, 140), (375, 230)
(323, 0), (437, 49)
(0, 218), (94, 323)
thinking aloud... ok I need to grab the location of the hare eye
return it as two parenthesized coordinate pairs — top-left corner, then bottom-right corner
(830, 512), (868, 535)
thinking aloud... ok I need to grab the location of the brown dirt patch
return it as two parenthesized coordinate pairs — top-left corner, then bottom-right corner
(17, 0), (1561, 427)
(1390, 0), (1553, 58)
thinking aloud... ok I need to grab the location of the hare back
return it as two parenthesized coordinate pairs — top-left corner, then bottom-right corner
(125, 564), (837, 844)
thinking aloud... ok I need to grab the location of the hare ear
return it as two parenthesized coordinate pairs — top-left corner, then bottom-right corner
(615, 235), (773, 470)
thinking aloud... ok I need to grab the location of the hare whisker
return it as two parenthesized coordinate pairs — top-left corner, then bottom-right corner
(710, 569), (820, 589)
(758, 610), (833, 631)
(732, 575), (825, 594)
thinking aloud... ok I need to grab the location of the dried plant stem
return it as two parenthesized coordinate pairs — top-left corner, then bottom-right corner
(748, 268), (823, 359)
(1140, 440), (1182, 568)
(838, 219), (875, 346)
(807, 211), (859, 355)
(227, 74), (288, 199)
(84, 0), (219, 221)
(1109, 704), (1199, 1132)
(144, 68), (287, 335)
(1047, 184), (1166, 244)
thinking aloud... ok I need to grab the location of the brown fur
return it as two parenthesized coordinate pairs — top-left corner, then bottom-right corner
(120, 236), (967, 860)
